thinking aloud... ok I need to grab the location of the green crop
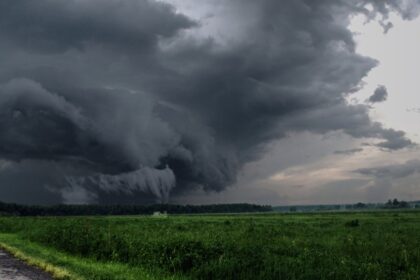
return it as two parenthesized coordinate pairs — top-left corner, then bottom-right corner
(0, 211), (420, 279)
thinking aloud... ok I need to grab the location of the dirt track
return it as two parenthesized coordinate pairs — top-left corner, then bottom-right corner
(0, 249), (53, 280)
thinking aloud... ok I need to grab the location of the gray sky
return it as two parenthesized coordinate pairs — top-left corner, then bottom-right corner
(168, 0), (420, 205)
(0, 0), (419, 205)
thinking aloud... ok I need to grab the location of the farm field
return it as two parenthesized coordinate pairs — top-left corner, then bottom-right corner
(0, 211), (420, 280)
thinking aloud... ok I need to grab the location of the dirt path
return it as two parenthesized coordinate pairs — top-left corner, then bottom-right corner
(0, 249), (53, 280)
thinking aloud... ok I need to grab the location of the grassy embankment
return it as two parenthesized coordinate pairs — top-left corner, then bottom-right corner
(1, 211), (420, 279)
(0, 233), (179, 280)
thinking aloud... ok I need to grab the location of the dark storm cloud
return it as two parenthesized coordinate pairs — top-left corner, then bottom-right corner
(0, 0), (417, 204)
(0, 160), (62, 205)
(0, 0), (195, 53)
(368, 85), (388, 103)
(375, 128), (415, 150)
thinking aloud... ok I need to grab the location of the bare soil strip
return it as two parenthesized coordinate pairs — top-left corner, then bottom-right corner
(0, 249), (53, 280)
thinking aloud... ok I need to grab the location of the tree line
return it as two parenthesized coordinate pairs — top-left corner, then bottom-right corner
(0, 201), (272, 216)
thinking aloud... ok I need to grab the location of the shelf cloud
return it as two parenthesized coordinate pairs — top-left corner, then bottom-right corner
(0, 0), (418, 204)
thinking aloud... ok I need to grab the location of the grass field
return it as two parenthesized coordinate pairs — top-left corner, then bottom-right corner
(0, 211), (420, 279)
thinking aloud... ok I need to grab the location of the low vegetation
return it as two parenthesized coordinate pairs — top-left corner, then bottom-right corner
(0, 211), (420, 279)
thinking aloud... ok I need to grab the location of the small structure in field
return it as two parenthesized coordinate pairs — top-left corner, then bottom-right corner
(152, 211), (168, 218)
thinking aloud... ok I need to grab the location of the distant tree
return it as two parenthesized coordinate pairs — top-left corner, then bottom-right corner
(0, 201), (272, 216)
(399, 201), (408, 208)
(354, 202), (366, 209)
(383, 198), (410, 209)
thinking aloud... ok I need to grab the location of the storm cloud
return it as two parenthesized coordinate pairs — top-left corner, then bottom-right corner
(0, 0), (417, 204)
(368, 85), (388, 103)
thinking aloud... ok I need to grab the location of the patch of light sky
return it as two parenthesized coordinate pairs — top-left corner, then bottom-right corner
(350, 12), (420, 142)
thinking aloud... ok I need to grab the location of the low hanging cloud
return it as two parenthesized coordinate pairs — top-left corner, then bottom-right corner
(368, 85), (389, 103)
(407, 108), (420, 113)
(0, 0), (418, 204)
(64, 166), (176, 204)
(355, 159), (420, 201)
(355, 160), (420, 179)
(334, 148), (364, 155)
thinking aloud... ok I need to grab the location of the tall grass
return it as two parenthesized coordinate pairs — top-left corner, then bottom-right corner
(1, 212), (420, 279)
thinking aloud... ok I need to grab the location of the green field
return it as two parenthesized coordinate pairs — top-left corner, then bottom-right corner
(0, 211), (420, 279)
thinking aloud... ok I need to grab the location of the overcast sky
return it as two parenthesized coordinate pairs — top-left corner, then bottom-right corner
(0, 0), (420, 205)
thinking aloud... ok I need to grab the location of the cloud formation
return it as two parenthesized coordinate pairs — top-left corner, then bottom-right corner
(0, 0), (417, 204)
(334, 148), (364, 155)
(368, 85), (389, 103)
(355, 159), (420, 202)
(356, 159), (420, 178)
